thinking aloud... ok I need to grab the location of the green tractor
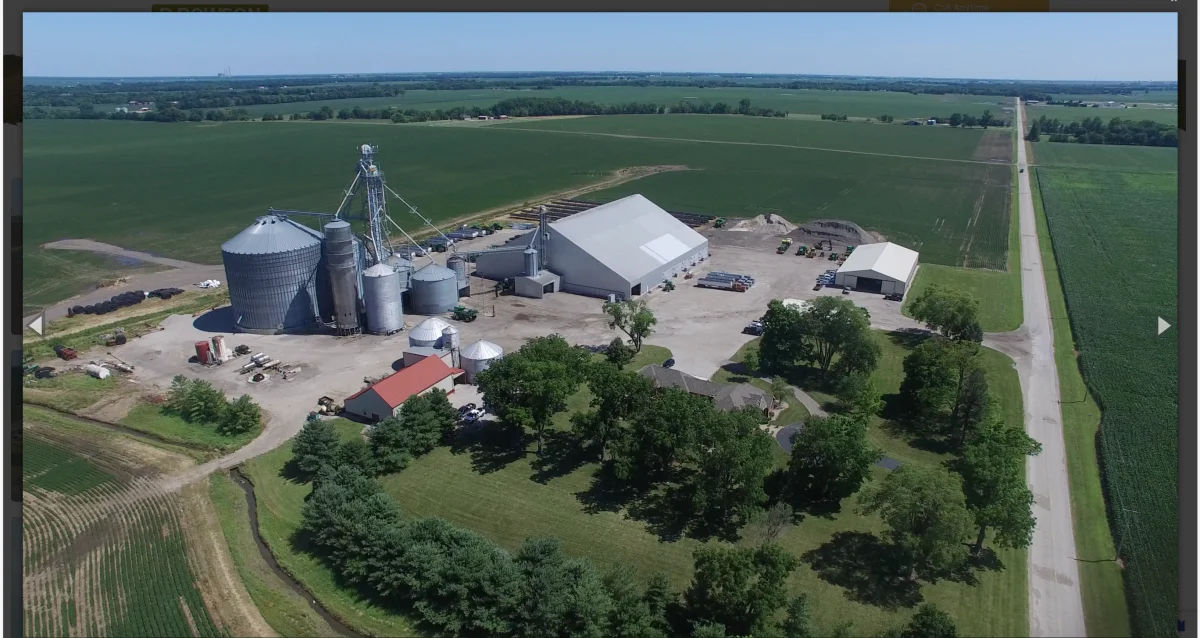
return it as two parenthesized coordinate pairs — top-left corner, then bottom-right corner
(796, 244), (808, 256)
(451, 305), (479, 322)
(714, 217), (727, 229)
(662, 280), (676, 292)
(491, 222), (504, 231)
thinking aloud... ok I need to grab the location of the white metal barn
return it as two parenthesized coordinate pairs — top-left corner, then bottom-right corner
(833, 242), (920, 295)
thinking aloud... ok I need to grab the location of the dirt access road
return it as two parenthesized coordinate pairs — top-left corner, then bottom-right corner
(1012, 97), (1087, 637)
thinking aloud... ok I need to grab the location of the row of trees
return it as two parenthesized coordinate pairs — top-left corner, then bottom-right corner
(165, 375), (261, 436)
(666, 98), (787, 118)
(26, 73), (1170, 110)
(1027, 115), (1177, 147)
(820, 113), (850, 122)
(292, 389), (458, 478)
(933, 111), (1008, 128)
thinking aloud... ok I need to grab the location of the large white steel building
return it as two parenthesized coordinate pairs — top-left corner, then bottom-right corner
(474, 194), (709, 300)
(833, 242), (920, 295)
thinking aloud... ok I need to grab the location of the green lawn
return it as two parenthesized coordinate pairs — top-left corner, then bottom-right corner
(208, 472), (340, 638)
(119, 402), (259, 453)
(1028, 162), (1133, 637)
(22, 373), (122, 413)
(24, 117), (1012, 309)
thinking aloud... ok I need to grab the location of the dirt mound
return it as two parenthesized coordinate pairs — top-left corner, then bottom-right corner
(728, 214), (798, 236)
(790, 219), (880, 246)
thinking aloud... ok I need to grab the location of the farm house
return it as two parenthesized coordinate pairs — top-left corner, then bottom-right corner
(475, 194), (708, 300)
(342, 355), (463, 423)
(833, 242), (919, 296)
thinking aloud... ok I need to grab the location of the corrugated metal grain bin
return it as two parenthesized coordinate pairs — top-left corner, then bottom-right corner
(460, 339), (503, 383)
(222, 215), (323, 334)
(408, 317), (452, 348)
(447, 254), (469, 290)
(409, 264), (459, 315)
(385, 253), (415, 291)
(362, 263), (404, 335)
(323, 220), (360, 334)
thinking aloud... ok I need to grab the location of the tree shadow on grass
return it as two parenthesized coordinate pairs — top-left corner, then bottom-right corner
(531, 430), (592, 484)
(449, 419), (527, 474)
(576, 463), (645, 515)
(886, 328), (931, 350)
(802, 531), (923, 610)
(718, 362), (753, 385)
(279, 458), (312, 484)
(626, 483), (696, 543)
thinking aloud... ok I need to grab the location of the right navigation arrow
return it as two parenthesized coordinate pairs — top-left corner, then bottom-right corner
(1158, 317), (1171, 336)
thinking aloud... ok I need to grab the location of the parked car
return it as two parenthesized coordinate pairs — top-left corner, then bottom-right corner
(813, 284), (823, 291)
(743, 321), (764, 336)
(463, 407), (487, 424)
(663, 358), (676, 369)
(842, 288), (851, 295)
(884, 293), (904, 302)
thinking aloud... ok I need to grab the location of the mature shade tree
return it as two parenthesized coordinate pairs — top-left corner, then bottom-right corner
(612, 388), (708, 484)
(692, 623), (729, 638)
(786, 414), (882, 509)
(948, 113), (963, 127)
(757, 300), (807, 373)
(959, 417), (1041, 555)
(220, 394), (261, 435)
(769, 376), (791, 409)
(979, 110), (994, 128)
(858, 464), (974, 582)
(744, 502), (795, 546)
(300, 463), (403, 574)
(572, 362), (654, 462)
(950, 367), (991, 448)
(684, 544), (798, 637)
(899, 337), (987, 442)
(742, 348), (760, 375)
(688, 408), (776, 527)
(1027, 121), (1041, 141)
(907, 284), (984, 343)
(837, 372), (883, 421)
(397, 388), (458, 452)
(898, 338), (957, 417)
(605, 337), (636, 369)
(291, 414), (341, 474)
(603, 299), (658, 353)
(476, 335), (588, 455)
(602, 565), (667, 638)
(900, 604), (958, 638)
(799, 296), (877, 379)
(830, 327), (883, 378)
(779, 594), (814, 638)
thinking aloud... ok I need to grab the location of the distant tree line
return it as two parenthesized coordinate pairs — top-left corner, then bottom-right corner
(932, 111), (1009, 128)
(1027, 115), (1176, 147)
(24, 72), (1172, 116)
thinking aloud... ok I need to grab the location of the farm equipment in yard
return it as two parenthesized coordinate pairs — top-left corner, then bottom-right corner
(234, 344), (252, 356)
(451, 306), (479, 322)
(22, 362), (39, 376)
(776, 245), (787, 254)
(714, 217), (727, 228)
(99, 328), (126, 347)
(806, 251), (816, 258)
(316, 396), (341, 415)
(697, 278), (747, 292)
(796, 244), (807, 256)
(662, 280), (676, 292)
(53, 345), (77, 361)
(828, 253), (840, 261)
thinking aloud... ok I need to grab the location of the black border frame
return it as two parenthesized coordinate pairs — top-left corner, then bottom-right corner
(4, 5), (1194, 638)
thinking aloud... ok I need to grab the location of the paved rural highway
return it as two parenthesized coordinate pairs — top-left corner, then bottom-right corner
(1013, 98), (1088, 637)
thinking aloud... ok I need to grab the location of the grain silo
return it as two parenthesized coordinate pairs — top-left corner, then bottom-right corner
(408, 317), (452, 348)
(523, 248), (540, 277)
(323, 220), (361, 334)
(460, 340), (503, 383)
(385, 253), (415, 291)
(362, 263), (404, 335)
(410, 264), (459, 315)
(446, 254), (469, 291)
(222, 215), (323, 334)
(441, 324), (461, 367)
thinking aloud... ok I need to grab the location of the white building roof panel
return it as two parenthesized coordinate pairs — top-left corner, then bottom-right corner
(835, 242), (919, 283)
(550, 195), (707, 283)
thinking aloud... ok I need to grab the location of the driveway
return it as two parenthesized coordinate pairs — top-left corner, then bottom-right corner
(1013, 98), (1087, 637)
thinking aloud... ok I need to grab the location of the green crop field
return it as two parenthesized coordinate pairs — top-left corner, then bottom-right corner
(502, 114), (1013, 162)
(1032, 142), (1177, 173)
(22, 428), (222, 637)
(1039, 91), (1177, 104)
(1035, 166), (1177, 638)
(237, 86), (1016, 119)
(24, 117), (1012, 308)
(1026, 104), (1178, 126)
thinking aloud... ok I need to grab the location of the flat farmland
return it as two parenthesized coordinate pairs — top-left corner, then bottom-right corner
(236, 86), (1015, 119)
(500, 114), (1013, 162)
(22, 414), (222, 637)
(24, 117), (1011, 309)
(1026, 104), (1178, 126)
(1035, 166), (1177, 638)
(1032, 142), (1177, 172)
(1045, 90), (1176, 104)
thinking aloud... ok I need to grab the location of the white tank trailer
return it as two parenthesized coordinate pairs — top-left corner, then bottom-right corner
(85, 364), (111, 380)
(323, 220), (361, 335)
(362, 263), (405, 335)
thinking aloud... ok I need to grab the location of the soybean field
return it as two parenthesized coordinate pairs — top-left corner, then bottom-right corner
(1035, 165), (1177, 638)
(1032, 142), (1178, 173)
(22, 414), (223, 637)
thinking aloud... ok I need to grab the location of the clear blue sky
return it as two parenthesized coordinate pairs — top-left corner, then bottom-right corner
(23, 12), (1178, 81)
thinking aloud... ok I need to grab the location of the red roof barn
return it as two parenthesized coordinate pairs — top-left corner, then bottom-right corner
(343, 355), (463, 423)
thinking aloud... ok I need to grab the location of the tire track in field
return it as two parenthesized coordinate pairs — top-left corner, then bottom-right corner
(477, 125), (1011, 166)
